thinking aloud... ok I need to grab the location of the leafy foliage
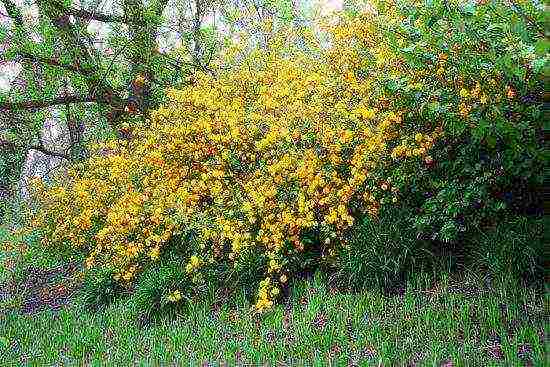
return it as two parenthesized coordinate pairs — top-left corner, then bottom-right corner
(358, 0), (545, 243)
(24, 0), (545, 315)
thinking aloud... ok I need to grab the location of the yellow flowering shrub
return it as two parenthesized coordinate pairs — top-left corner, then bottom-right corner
(28, 5), (450, 312)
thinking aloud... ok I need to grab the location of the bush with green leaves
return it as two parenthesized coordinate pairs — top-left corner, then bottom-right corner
(367, 0), (546, 243)
(330, 0), (545, 292)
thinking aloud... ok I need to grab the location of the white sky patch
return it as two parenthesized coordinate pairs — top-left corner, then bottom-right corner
(30, 32), (43, 43)
(0, 61), (22, 93)
(20, 2), (40, 28)
(317, 0), (344, 16)
(0, 3), (15, 28)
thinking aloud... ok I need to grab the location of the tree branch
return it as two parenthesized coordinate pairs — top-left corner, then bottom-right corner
(0, 139), (70, 160)
(14, 51), (94, 76)
(0, 0), (23, 25)
(154, 50), (215, 75)
(38, 0), (127, 126)
(43, 0), (148, 25)
(0, 95), (97, 111)
(29, 144), (70, 159)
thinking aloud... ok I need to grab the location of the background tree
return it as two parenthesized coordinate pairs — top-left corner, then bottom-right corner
(0, 0), (227, 200)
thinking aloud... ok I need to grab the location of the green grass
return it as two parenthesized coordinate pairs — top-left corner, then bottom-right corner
(0, 269), (547, 366)
(0, 225), (13, 283)
(0, 225), (547, 365)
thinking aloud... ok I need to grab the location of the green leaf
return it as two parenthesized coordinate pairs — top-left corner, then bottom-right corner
(0, 336), (9, 349)
(486, 135), (496, 149)
(448, 118), (466, 137)
(531, 58), (547, 75)
(512, 65), (526, 80)
(534, 39), (549, 56)
(461, 3), (476, 16)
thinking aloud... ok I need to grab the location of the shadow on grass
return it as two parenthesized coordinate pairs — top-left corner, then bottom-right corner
(1, 260), (81, 315)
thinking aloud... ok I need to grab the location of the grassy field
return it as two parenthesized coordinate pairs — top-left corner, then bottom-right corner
(0, 226), (548, 366)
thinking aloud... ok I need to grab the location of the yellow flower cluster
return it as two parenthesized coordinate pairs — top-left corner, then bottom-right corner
(458, 81), (492, 117)
(167, 290), (182, 303)
(390, 128), (443, 160)
(255, 277), (279, 312)
(185, 255), (203, 274)
(29, 6), (443, 311)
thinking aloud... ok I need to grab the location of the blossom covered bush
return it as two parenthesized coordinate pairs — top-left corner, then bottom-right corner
(27, 0), (545, 313)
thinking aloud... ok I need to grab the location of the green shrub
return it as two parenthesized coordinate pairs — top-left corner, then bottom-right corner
(374, 0), (546, 244)
(333, 0), (545, 292)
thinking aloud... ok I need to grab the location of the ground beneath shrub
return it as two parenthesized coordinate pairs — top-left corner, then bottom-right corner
(2, 261), (80, 315)
(1, 268), (546, 366)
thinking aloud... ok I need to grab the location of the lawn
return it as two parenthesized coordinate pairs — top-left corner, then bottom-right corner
(0, 229), (547, 367)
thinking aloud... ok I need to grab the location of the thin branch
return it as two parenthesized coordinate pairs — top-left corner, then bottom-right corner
(14, 51), (94, 76)
(29, 144), (70, 159)
(93, 38), (135, 97)
(41, 0), (148, 25)
(154, 50), (215, 76)
(0, 95), (97, 111)
(0, 0), (23, 25)
(0, 139), (70, 160)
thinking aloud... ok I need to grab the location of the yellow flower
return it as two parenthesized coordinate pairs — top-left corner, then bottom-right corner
(190, 255), (201, 268)
(167, 290), (182, 302)
(29, 13), (449, 312)
(134, 73), (146, 86)
(149, 246), (160, 260)
(356, 106), (376, 120)
(459, 103), (471, 117)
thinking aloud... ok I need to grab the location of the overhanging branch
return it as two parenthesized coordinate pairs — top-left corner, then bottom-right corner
(0, 95), (97, 111)
(29, 144), (70, 159)
(0, 139), (70, 160)
(44, 0), (148, 25)
(15, 51), (94, 76)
